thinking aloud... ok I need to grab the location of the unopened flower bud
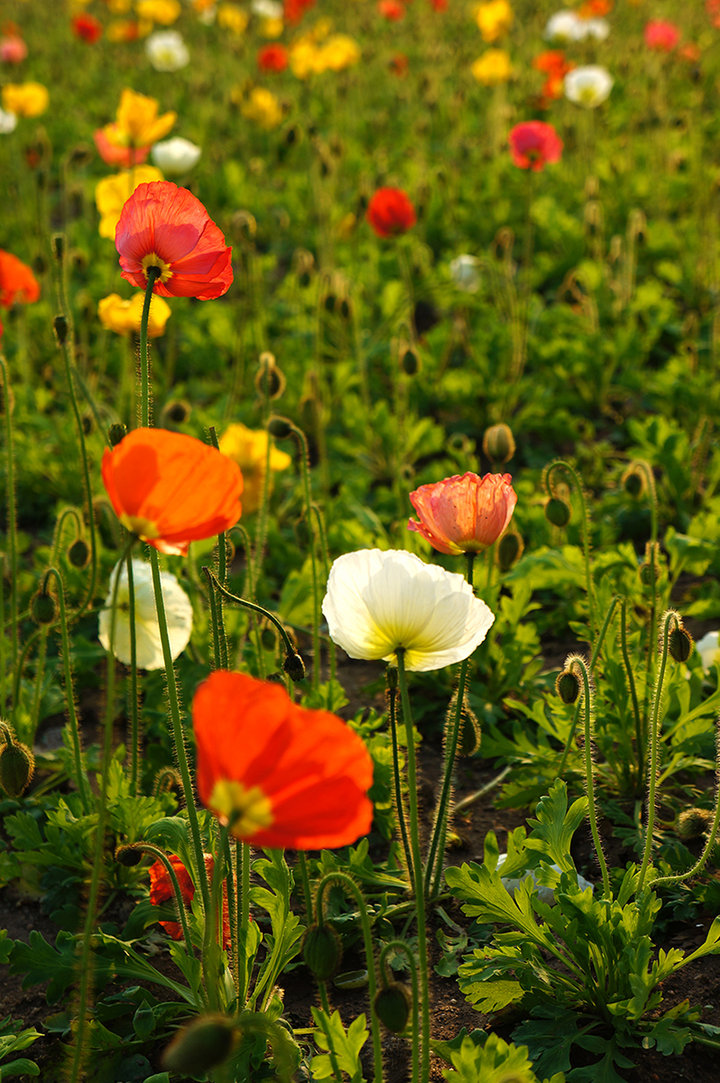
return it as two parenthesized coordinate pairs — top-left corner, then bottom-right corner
(267, 416), (293, 440)
(53, 315), (69, 346)
(108, 422), (127, 447)
(373, 982), (412, 1033)
(639, 543), (662, 585)
(400, 346), (420, 376)
(0, 738), (35, 797)
(161, 399), (192, 426)
(497, 531), (523, 573)
(283, 651), (306, 683)
(67, 538), (90, 568)
(30, 588), (58, 626)
(303, 923), (343, 981)
(52, 234), (65, 262)
(153, 767), (183, 797)
(669, 625), (693, 663)
(162, 1014), (236, 1076)
(115, 844), (144, 867)
(255, 352), (286, 400)
(556, 669), (581, 704)
(483, 423), (516, 465)
(458, 701), (481, 757)
(677, 807), (714, 841)
(622, 466), (645, 499)
(545, 498), (571, 528)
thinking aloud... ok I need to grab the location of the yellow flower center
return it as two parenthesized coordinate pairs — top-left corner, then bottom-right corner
(209, 780), (274, 838)
(141, 252), (173, 285)
(120, 513), (161, 540)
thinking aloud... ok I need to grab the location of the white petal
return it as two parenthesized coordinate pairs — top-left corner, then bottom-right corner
(99, 559), (193, 671)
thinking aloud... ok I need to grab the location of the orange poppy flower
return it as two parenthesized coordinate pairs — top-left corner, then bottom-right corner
(193, 670), (374, 851)
(408, 472), (517, 555)
(149, 852), (232, 948)
(366, 187), (416, 238)
(0, 250), (40, 308)
(101, 427), (243, 556)
(115, 181), (233, 299)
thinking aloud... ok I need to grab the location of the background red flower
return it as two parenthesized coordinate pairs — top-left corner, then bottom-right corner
(366, 187), (416, 238)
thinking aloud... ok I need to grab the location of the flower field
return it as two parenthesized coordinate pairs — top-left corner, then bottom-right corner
(2, 0), (720, 1080)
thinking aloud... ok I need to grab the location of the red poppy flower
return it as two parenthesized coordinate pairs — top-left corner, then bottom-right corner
(508, 121), (563, 171)
(115, 181), (233, 300)
(379, 0), (405, 19)
(644, 20), (680, 51)
(72, 14), (103, 43)
(258, 44), (288, 72)
(366, 187), (416, 238)
(389, 53), (409, 76)
(533, 51), (574, 102)
(101, 427), (243, 556)
(284, 0), (315, 23)
(408, 472), (517, 555)
(0, 250), (40, 308)
(193, 670), (374, 851)
(149, 853), (232, 948)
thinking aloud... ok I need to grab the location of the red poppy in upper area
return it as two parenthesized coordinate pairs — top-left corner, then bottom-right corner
(284, 0), (315, 23)
(72, 13), (103, 43)
(508, 121), (563, 171)
(379, 0), (406, 19)
(430, 0), (448, 9)
(366, 187), (416, 238)
(115, 181), (233, 299)
(193, 670), (375, 851)
(579, 0), (612, 14)
(149, 853), (232, 948)
(709, 1), (720, 30)
(644, 20), (680, 51)
(101, 427), (243, 556)
(0, 250), (40, 308)
(533, 50), (575, 102)
(408, 472), (517, 555)
(258, 43), (289, 72)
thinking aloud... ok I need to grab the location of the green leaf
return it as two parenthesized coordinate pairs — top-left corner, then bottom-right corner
(441, 1032), (555, 1083)
(523, 780), (587, 871)
(311, 1008), (368, 1082)
(0, 1057), (41, 1078)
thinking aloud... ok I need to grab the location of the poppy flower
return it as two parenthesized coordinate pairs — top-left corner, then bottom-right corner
(284, 0), (315, 23)
(366, 187), (416, 238)
(145, 30), (189, 71)
(378, 0), (405, 20)
(408, 472), (517, 555)
(149, 853), (232, 947)
(72, 14), (103, 43)
(98, 291), (171, 338)
(471, 49), (513, 85)
(116, 88), (176, 149)
(115, 181), (233, 299)
(389, 52), (409, 76)
(644, 20), (680, 52)
(0, 250), (40, 307)
(193, 670), (374, 850)
(218, 423), (291, 514)
(258, 43), (289, 71)
(0, 35), (27, 63)
(101, 427), (243, 556)
(564, 65), (613, 108)
(1, 81), (48, 117)
(95, 165), (164, 240)
(322, 549), (495, 672)
(99, 558), (192, 670)
(151, 137), (201, 175)
(94, 127), (151, 168)
(476, 0), (513, 42)
(508, 121), (563, 171)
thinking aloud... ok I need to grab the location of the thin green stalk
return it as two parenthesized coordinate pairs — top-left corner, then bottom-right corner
(395, 650), (431, 1082)
(139, 267), (161, 428)
(236, 840), (251, 1007)
(567, 655), (610, 897)
(296, 851), (313, 920)
(0, 355), (18, 671)
(426, 552), (476, 897)
(126, 553), (141, 795)
(619, 597), (643, 786)
(544, 460), (596, 643)
(378, 941), (419, 1082)
(117, 842), (197, 966)
(386, 666), (413, 885)
(203, 568), (301, 674)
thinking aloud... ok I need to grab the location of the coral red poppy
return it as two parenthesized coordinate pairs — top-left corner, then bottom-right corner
(0, 35), (27, 63)
(193, 670), (374, 850)
(508, 121), (563, 171)
(408, 472), (517, 555)
(115, 181), (233, 300)
(94, 127), (151, 167)
(72, 14), (103, 43)
(366, 187), (416, 238)
(644, 20), (680, 51)
(284, 0), (315, 23)
(533, 50), (575, 102)
(258, 43), (289, 72)
(0, 250), (40, 308)
(101, 427), (243, 556)
(379, 0), (405, 19)
(149, 853), (232, 948)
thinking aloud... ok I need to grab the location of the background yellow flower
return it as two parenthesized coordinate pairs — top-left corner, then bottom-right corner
(219, 424), (291, 513)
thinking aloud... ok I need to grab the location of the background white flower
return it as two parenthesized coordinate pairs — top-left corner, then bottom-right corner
(322, 548), (495, 672)
(545, 11), (609, 43)
(450, 254), (480, 293)
(151, 136), (202, 175)
(0, 107), (17, 134)
(564, 66), (613, 108)
(497, 853), (594, 905)
(251, 0), (283, 17)
(145, 30), (190, 73)
(99, 558), (193, 671)
(696, 631), (720, 672)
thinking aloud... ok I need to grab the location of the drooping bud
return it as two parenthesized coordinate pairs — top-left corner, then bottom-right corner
(483, 422), (516, 465)
(108, 422), (127, 447)
(267, 415), (293, 440)
(458, 700), (482, 758)
(67, 538), (90, 568)
(161, 399), (192, 426)
(255, 352), (286, 400)
(545, 497), (571, 528)
(400, 345), (420, 376)
(302, 923), (343, 981)
(621, 465), (645, 499)
(556, 669), (581, 705)
(30, 588), (58, 626)
(115, 844), (144, 867)
(497, 531), (523, 573)
(373, 983), (412, 1033)
(0, 737), (35, 797)
(669, 625), (693, 663)
(53, 315), (69, 346)
(639, 542), (662, 585)
(677, 807), (714, 841)
(162, 1014), (236, 1076)
(283, 651), (306, 683)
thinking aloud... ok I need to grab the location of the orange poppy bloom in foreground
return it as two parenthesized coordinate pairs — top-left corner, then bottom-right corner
(0, 250), (40, 308)
(115, 181), (233, 299)
(193, 670), (374, 850)
(101, 427), (243, 555)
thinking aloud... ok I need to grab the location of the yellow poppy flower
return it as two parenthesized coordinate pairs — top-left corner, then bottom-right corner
(241, 87), (283, 129)
(475, 0), (513, 43)
(98, 292), (171, 337)
(116, 88), (176, 146)
(135, 0), (181, 24)
(95, 164), (164, 240)
(219, 424), (291, 514)
(1, 82), (49, 118)
(471, 49), (512, 85)
(217, 3), (249, 34)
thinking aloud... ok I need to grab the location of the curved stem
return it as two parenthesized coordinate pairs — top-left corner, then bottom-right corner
(203, 567), (300, 671)
(378, 941), (419, 1080)
(619, 597), (643, 788)
(568, 656), (610, 896)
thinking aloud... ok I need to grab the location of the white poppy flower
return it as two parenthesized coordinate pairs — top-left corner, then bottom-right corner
(544, 11), (584, 43)
(564, 66), (613, 108)
(0, 108), (17, 134)
(450, 254), (480, 293)
(145, 30), (190, 72)
(99, 558), (193, 671)
(251, 0), (283, 17)
(582, 18), (610, 41)
(696, 631), (720, 672)
(151, 137), (202, 175)
(322, 549), (495, 673)
(497, 854), (594, 905)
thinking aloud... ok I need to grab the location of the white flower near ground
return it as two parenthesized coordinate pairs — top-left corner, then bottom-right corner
(450, 254), (481, 293)
(322, 548), (495, 672)
(564, 66), (613, 108)
(99, 558), (193, 671)
(0, 108), (17, 134)
(696, 631), (720, 672)
(145, 30), (190, 72)
(151, 137), (202, 175)
(497, 853), (594, 905)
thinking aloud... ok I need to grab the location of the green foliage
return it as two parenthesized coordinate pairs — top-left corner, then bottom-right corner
(441, 1033), (565, 1083)
(310, 1009), (368, 1082)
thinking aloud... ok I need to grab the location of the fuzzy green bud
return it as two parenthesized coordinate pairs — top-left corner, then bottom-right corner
(255, 352), (286, 400)
(161, 399), (192, 426)
(622, 467), (645, 499)
(53, 315), (69, 346)
(115, 844), (144, 867)
(483, 422), (516, 465)
(677, 807), (714, 841)
(400, 346), (420, 376)
(67, 538), (90, 569)
(303, 923), (343, 981)
(30, 588), (58, 626)
(162, 1014), (236, 1076)
(283, 651), (306, 683)
(497, 531), (523, 573)
(0, 739), (35, 797)
(267, 415), (293, 440)
(669, 626), (693, 663)
(556, 669), (581, 704)
(545, 497), (571, 528)
(108, 422), (127, 447)
(373, 982), (412, 1033)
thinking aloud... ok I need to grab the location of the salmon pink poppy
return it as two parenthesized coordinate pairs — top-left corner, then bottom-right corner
(366, 187), (416, 238)
(0, 35), (27, 63)
(0, 250), (40, 308)
(101, 427), (243, 556)
(644, 20), (680, 51)
(115, 181), (233, 299)
(149, 852), (232, 948)
(508, 121), (563, 171)
(408, 472), (517, 555)
(193, 670), (374, 850)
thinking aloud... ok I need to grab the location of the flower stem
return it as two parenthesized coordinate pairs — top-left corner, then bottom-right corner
(568, 655), (610, 897)
(386, 666), (414, 886)
(139, 268), (161, 428)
